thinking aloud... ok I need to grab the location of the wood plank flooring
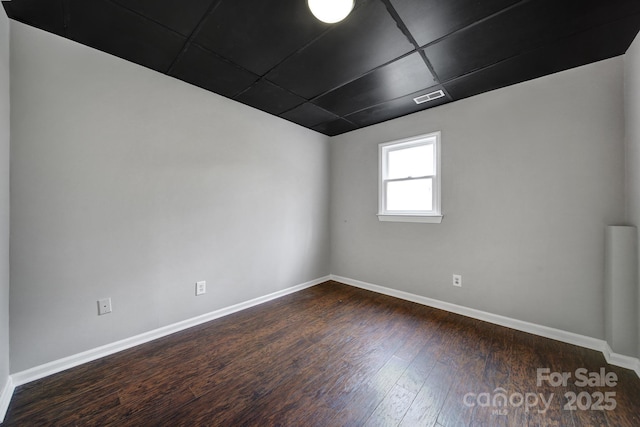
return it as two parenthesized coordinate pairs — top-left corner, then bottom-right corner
(3, 281), (640, 426)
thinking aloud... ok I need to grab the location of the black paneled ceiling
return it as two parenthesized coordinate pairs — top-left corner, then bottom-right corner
(3, 0), (640, 136)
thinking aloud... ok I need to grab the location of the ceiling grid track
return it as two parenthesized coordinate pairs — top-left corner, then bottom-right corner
(379, 0), (440, 83)
(165, 0), (224, 76)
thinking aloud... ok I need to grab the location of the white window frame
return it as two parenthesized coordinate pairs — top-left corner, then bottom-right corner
(378, 132), (442, 223)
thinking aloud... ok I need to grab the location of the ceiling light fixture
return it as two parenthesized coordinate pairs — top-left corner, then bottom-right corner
(308, 0), (354, 24)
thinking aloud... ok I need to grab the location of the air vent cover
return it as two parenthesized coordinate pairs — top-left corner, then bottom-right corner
(413, 90), (445, 104)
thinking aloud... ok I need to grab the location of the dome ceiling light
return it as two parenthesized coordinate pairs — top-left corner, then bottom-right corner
(307, 0), (354, 24)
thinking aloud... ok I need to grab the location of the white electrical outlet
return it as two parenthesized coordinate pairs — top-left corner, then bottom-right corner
(196, 281), (206, 296)
(98, 298), (112, 315)
(453, 274), (462, 287)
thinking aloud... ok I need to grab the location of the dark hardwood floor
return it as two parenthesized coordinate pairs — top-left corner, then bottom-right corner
(3, 281), (640, 426)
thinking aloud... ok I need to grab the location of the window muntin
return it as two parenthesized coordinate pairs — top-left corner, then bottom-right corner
(378, 132), (441, 222)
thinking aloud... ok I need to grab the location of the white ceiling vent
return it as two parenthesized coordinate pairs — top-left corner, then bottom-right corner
(413, 90), (445, 104)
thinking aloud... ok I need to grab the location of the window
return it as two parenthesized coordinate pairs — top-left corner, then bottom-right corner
(378, 132), (442, 223)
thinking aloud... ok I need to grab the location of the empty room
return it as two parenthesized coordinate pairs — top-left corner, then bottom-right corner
(1, 0), (640, 425)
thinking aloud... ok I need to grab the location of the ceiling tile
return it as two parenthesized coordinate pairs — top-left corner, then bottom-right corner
(195, 0), (328, 76)
(3, 0), (65, 36)
(280, 103), (339, 128)
(346, 86), (450, 127)
(235, 80), (305, 115)
(389, 0), (520, 47)
(4, 0), (640, 136)
(312, 118), (358, 136)
(65, 0), (187, 73)
(110, 0), (215, 37)
(170, 44), (258, 98)
(424, 0), (640, 82)
(444, 15), (640, 102)
(266, 0), (414, 99)
(313, 52), (435, 117)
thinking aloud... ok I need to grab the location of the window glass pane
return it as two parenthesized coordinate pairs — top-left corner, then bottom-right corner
(386, 178), (432, 211)
(387, 144), (433, 179)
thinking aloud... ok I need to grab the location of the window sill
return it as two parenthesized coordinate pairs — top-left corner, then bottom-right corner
(377, 214), (443, 224)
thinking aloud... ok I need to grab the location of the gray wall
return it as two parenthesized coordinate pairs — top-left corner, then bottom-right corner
(0, 9), (10, 394)
(330, 57), (625, 340)
(625, 33), (640, 358)
(6, 16), (637, 374)
(10, 22), (330, 372)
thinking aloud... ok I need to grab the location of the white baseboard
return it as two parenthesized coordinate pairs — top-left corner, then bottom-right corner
(2, 273), (639, 423)
(331, 274), (640, 377)
(0, 376), (14, 424)
(601, 343), (640, 378)
(9, 275), (330, 390)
